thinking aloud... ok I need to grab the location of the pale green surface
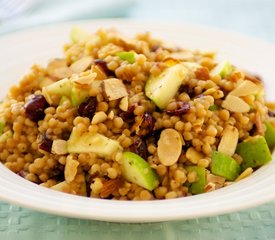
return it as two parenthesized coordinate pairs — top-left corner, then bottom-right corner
(1, 0), (275, 238)
(1, 201), (275, 239)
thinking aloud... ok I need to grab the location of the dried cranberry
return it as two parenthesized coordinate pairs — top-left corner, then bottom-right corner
(178, 86), (195, 98)
(151, 45), (160, 52)
(94, 59), (114, 76)
(166, 102), (190, 116)
(78, 97), (97, 119)
(39, 134), (53, 153)
(151, 128), (163, 142)
(119, 105), (135, 123)
(268, 110), (275, 118)
(130, 137), (148, 159)
(137, 112), (155, 136)
(24, 95), (49, 122)
(17, 170), (27, 178)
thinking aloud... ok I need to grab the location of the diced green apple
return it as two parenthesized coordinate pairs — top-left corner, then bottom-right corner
(236, 136), (272, 170)
(59, 96), (71, 105)
(211, 151), (241, 181)
(71, 84), (90, 107)
(70, 26), (91, 43)
(145, 64), (187, 109)
(42, 78), (72, 104)
(67, 127), (122, 157)
(210, 60), (232, 78)
(186, 166), (206, 194)
(116, 51), (135, 64)
(264, 122), (275, 150)
(121, 152), (159, 191)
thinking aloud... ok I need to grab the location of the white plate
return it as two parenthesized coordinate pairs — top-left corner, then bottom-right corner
(0, 19), (275, 223)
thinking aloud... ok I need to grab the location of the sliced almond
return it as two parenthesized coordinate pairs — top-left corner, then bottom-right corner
(50, 181), (70, 193)
(47, 58), (72, 79)
(186, 147), (204, 164)
(235, 167), (253, 182)
(229, 80), (262, 97)
(157, 129), (182, 166)
(222, 95), (250, 113)
(91, 111), (107, 124)
(218, 126), (239, 156)
(119, 96), (128, 111)
(51, 139), (68, 155)
(107, 110), (115, 120)
(207, 173), (226, 185)
(42, 87), (53, 105)
(255, 111), (264, 135)
(71, 72), (97, 86)
(100, 178), (123, 198)
(102, 78), (128, 101)
(64, 157), (79, 183)
(91, 64), (108, 80)
(70, 56), (93, 74)
(168, 51), (194, 61)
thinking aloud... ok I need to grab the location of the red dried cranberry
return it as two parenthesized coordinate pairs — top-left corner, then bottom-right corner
(39, 134), (53, 153)
(166, 102), (190, 116)
(78, 97), (97, 119)
(24, 95), (49, 122)
(94, 59), (114, 76)
(130, 137), (148, 159)
(138, 112), (155, 136)
(119, 105), (135, 123)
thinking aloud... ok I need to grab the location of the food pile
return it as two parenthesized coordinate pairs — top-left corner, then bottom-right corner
(0, 27), (275, 200)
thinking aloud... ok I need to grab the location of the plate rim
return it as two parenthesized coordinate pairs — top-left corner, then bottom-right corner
(1, 18), (275, 223)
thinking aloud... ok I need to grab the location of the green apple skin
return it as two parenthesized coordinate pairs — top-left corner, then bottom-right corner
(210, 60), (232, 78)
(211, 151), (241, 181)
(67, 127), (122, 157)
(264, 122), (275, 150)
(186, 166), (206, 194)
(236, 136), (272, 170)
(145, 64), (187, 109)
(70, 85), (90, 107)
(121, 152), (159, 191)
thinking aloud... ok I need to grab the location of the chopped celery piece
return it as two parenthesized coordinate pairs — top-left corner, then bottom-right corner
(210, 60), (232, 78)
(237, 136), (272, 170)
(186, 166), (206, 194)
(116, 51), (135, 64)
(209, 104), (219, 111)
(264, 122), (275, 150)
(211, 151), (241, 181)
(122, 152), (159, 191)
(0, 130), (12, 143)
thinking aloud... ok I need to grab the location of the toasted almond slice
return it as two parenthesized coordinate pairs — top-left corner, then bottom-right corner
(157, 129), (182, 166)
(92, 111), (107, 124)
(207, 173), (226, 185)
(71, 72), (97, 86)
(218, 126), (239, 156)
(168, 51), (194, 61)
(235, 167), (253, 182)
(51, 139), (68, 155)
(186, 147), (204, 164)
(229, 80), (262, 97)
(70, 56), (93, 74)
(222, 95), (250, 113)
(107, 110), (115, 120)
(47, 59), (72, 79)
(50, 181), (71, 192)
(91, 64), (108, 80)
(64, 157), (79, 183)
(102, 78), (128, 101)
(119, 96), (128, 112)
(42, 87), (53, 105)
